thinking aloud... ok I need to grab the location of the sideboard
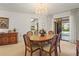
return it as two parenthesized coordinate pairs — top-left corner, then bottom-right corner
(0, 32), (18, 45)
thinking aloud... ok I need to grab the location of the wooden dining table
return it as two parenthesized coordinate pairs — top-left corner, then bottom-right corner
(30, 34), (54, 55)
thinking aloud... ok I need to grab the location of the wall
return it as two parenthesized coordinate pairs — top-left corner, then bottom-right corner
(72, 9), (79, 41)
(53, 11), (71, 18)
(0, 10), (52, 41)
(46, 15), (53, 31)
(0, 8), (79, 43)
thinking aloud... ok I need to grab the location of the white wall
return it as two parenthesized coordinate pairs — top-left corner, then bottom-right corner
(0, 8), (79, 43)
(69, 9), (77, 43)
(0, 10), (52, 41)
(53, 11), (71, 18)
(73, 9), (79, 41)
(46, 15), (53, 31)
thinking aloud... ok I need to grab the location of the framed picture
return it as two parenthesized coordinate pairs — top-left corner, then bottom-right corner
(0, 17), (9, 29)
(31, 26), (35, 30)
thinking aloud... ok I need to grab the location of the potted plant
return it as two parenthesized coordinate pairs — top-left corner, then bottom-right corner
(39, 29), (46, 36)
(13, 28), (16, 32)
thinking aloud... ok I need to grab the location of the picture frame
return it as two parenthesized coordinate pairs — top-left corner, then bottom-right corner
(31, 26), (35, 30)
(0, 17), (9, 29)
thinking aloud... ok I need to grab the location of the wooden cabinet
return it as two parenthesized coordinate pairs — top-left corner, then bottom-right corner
(0, 32), (18, 45)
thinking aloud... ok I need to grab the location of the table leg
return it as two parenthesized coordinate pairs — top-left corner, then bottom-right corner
(39, 42), (43, 56)
(40, 48), (42, 56)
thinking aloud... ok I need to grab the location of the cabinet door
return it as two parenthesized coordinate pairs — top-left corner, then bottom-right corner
(0, 38), (2, 45)
(9, 37), (17, 44)
(2, 36), (9, 45)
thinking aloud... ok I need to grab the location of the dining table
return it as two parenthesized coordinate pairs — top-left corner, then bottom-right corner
(30, 34), (54, 56)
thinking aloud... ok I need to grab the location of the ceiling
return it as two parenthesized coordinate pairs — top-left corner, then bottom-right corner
(0, 3), (79, 15)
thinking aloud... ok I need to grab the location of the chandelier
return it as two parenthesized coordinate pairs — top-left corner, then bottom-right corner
(34, 3), (48, 15)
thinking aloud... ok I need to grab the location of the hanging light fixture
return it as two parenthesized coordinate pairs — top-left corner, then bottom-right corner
(34, 3), (48, 15)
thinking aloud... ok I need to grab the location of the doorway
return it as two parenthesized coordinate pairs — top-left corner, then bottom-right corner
(54, 16), (70, 42)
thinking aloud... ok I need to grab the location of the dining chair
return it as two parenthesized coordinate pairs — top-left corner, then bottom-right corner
(27, 31), (33, 37)
(42, 34), (58, 56)
(23, 34), (40, 56)
(27, 31), (40, 45)
(48, 31), (54, 35)
(34, 30), (38, 35)
(57, 33), (61, 53)
(76, 40), (79, 56)
(47, 31), (55, 44)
